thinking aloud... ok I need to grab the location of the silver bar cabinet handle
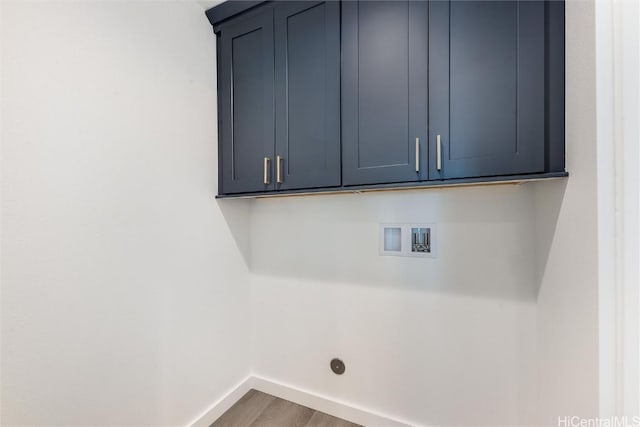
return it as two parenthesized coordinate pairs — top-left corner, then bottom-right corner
(263, 157), (270, 185)
(276, 155), (283, 184)
(436, 134), (442, 171)
(415, 138), (420, 173)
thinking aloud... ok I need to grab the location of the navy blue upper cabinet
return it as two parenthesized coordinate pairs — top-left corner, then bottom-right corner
(275, 1), (341, 190)
(207, 1), (566, 197)
(429, 1), (546, 180)
(218, 8), (275, 194)
(341, 1), (429, 186)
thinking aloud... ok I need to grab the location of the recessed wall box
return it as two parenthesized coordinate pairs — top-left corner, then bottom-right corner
(411, 227), (430, 253)
(380, 225), (402, 255)
(379, 223), (437, 258)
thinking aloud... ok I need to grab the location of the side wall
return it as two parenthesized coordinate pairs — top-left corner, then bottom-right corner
(534, 0), (600, 423)
(0, 2), (251, 425)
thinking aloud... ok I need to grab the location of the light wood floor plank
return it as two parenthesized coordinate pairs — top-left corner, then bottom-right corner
(211, 389), (275, 427)
(248, 396), (314, 427)
(211, 390), (361, 427)
(305, 411), (361, 427)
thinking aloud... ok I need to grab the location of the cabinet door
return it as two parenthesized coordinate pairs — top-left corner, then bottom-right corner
(274, 1), (341, 190)
(219, 9), (275, 194)
(342, 1), (428, 186)
(429, 1), (545, 180)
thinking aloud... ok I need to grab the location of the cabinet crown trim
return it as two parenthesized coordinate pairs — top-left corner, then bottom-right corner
(205, 0), (266, 28)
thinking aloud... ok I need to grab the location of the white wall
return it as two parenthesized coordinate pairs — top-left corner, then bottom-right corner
(534, 0), (600, 423)
(0, 1), (251, 425)
(249, 3), (602, 426)
(250, 186), (539, 426)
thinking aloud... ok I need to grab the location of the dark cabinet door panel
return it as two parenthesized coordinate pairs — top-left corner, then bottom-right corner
(219, 10), (275, 194)
(274, 1), (341, 190)
(342, 1), (428, 186)
(429, 1), (545, 179)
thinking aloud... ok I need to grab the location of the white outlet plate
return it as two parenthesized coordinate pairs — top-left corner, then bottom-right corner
(379, 223), (437, 258)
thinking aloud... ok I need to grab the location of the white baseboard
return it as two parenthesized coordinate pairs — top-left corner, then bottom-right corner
(189, 374), (414, 427)
(250, 375), (413, 427)
(188, 375), (255, 427)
